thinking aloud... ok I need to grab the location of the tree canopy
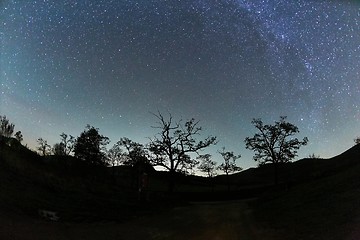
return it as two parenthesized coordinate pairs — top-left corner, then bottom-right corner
(245, 116), (308, 165)
(197, 154), (217, 178)
(217, 147), (242, 176)
(148, 112), (216, 191)
(37, 137), (51, 156)
(117, 137), (148, 167)
(74, 125), (110, 166)
(245, 116), (308, 184)
(148, 112), (217, 174)
(0, 115), (15, 138)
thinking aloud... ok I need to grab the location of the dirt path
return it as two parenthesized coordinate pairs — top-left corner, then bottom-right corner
(0, 200), (273, 240)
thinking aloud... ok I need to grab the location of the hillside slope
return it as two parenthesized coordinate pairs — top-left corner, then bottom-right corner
(253, 144), (360, 240)
(0, 138), (138, 222)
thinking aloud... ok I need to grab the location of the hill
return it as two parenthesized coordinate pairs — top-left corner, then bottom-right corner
(0, 137), (142, 222)
(252, 144), (360, 239)
(2, 136), (360, 239)
(222, 144), (360, 189)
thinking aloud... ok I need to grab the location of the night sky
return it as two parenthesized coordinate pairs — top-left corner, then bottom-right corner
(1, 0), (359, 169)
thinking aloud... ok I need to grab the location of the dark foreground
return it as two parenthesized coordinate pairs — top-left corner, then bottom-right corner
(0, 200), (265, 240)
(2, 140), (360, 239)
(2, 199), (360, 240)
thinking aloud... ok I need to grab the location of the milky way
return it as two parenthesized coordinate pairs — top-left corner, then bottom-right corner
(1, 0), (359, 168)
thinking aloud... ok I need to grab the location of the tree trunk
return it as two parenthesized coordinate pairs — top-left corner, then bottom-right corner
(168, 170), (175, 193)
(274, 162), (279, 185)
(226, 172), (230, 192)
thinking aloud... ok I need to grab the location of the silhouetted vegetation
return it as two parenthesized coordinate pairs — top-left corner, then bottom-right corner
(3, 112), (360, 239)
(308, 153), (321, 159)
(106, 143), (123, 168)
(52, 133), (75, 156)
(197, 154), (217, 178)
(354, 136), (360, 145)
(148, 112), (217, 192)
(14, 131), (23, 142)
(0, 115), (15, 138)
(217, 147), (242, 191)
(37, 137), (51, 156)
(245, 116), (308, 185)
(116, 137), (148, 167)
(74, 125), (109, 166)
(6, 113), (360, 239)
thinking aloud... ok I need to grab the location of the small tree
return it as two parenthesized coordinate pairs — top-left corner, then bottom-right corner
(59, 133), (75, 155)
(107, 144), (123, 168)
(52, 133), (75, 156)
(0, 115), (15, 138)
(217, 147), (242, 191)
(198, 154), (217, 178)
(198, 154), (217, 192)
(148, 112), (217, 192)
(14, 131), (23, 143)
(74, 125), (109, 166)
(245, 116), (308, 185)
(354, 137), (360, 145)
(52, 143), (66, 156)
(308, 153), (320, 159)
(117, 137), (148, 167)
(37, 138), (51, 156)
(116, 137), (152, 191)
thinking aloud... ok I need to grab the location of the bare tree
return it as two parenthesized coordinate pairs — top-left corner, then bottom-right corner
(59, 133), (75, 155)
(217, 147), (242, 191)
(217, 147), (242, 176)
(198, 154), (217, 178)
(245, 116), (308, 185)
(198, 154), (217, 192)
(37, 138), (51, 156)
(148, 112), (217, 192)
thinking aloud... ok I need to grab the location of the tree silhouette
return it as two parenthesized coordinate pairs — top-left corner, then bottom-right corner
(198, 154), (217, 178)
(245, 116), (308, 185)
(52, 133), (75, 156)
(107, 143), (123, 168)
(217, 147), (242, 191)
(74, 125), (109, 166)
(117, 137), (148, 167)
(148, 112), (217, 192)
(59, 133), (75, 155)
(37, 138), (51, 156)
(0, 115), (15, 138)
(52, 143), (66, 156)
(198, 154), (217, 192)
(14, 131), (23, 143)
(308, 153), (320, 159)
(354, 137), (360, 145)
(116, 137), (152, 192)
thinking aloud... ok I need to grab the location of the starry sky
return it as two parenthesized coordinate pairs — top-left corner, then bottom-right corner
(1, 0), (360, 169)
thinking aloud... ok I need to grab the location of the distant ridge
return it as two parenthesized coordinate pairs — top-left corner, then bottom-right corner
(220, 143), (360, 188)
(331, 143), (360, 161)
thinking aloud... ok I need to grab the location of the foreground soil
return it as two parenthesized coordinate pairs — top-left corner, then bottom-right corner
(0, 200), (275, 240)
